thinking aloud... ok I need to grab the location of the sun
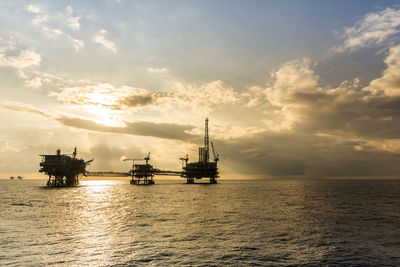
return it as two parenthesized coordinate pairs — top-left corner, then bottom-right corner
(84, 105), (124, 127)
(76, 86), (127, 127)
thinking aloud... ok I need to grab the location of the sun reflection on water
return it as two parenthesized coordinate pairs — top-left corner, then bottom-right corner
(74, 179), (123, 265)
(80, 179), (120, 187)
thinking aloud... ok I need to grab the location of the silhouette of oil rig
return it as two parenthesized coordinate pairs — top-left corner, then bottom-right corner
(180, 118), (219, 184)
(39, 118), (219, 186)
(122, 152), (156, 185)
(39, 147), (93, 187)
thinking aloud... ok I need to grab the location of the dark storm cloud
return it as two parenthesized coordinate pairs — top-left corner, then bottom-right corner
(288, 91), (400, 139)
(119, 93), (169, 108)
(56, 116), (198, 142)
(216, 131), (400, 177)
(264, 91), (400, 142)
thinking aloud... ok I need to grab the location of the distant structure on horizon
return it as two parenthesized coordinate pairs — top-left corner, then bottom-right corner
(9, 175), (23, 180)
(39, 147), (93, 187)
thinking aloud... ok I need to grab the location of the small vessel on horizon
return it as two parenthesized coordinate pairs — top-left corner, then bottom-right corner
(17, 176), (23, 180)
(10, 176), (14, 180)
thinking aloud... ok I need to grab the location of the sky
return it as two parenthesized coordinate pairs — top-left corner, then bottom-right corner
(2, 0), (400, 179)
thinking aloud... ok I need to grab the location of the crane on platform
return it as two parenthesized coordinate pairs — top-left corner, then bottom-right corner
(144, 152), (151, 164)
(211, 141), (219, 163)
(123, 152), (150, 167)
(179, 154), (189, 167)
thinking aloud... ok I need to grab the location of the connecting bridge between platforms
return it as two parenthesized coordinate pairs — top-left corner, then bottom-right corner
(87, 168), (218, 185)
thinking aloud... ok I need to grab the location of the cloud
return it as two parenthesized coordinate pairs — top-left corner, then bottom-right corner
(87, 142), (140, 172)
(26, 4), (41, 14)
(251, 57), (400, 140)
(147, 67), (167, 73)
(26, 4), (84, 51)
(265, 58), (319, 107)
(25, 77), (42, 88)
(0, 101), (49, 118)
(92, 29), (117, 53)
(0, 48), (41, 69)
(0, 41), (46, 88)
(32, 14), (49, 26)
(217, 130), (400, 177)
(16, 69), (69, 90)
(28, 4), (80, 31)
(0, 37), (17, 53)
(65, 6), (80, 31)
(0, 100), (198, 142)
(50, 82), (172, 126)
(169, 80), (241, 113)
(121, 93), (168, 107)
(57, 116), (197, 141)
(203, 51), (400, 177)
(333, 7), (400, 53)
(51, 83), (165, 109)
(66, 17), (80, 31)
(68, 37), (85, 51)
(49, 79), (242, 130)
(364, 44), (400, 96)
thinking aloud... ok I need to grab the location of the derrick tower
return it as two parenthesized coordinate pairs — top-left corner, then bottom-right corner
(204, 118), (209, 162)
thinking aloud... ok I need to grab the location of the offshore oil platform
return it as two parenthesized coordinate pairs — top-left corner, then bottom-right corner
(39, 118), (219, 186)
(123, 153), (156, 185)
(39, 147), (93, 187)
(180, 118), (219, 183)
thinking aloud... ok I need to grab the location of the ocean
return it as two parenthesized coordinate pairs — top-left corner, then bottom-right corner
(1, 179), (400, 266)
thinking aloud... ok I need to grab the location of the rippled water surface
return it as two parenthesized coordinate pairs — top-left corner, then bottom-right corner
(1, 179), (400, 266)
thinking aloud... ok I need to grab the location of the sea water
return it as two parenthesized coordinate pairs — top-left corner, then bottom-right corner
(1, 179), (400, 266)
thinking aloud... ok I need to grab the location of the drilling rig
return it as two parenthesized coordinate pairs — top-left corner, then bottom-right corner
(181, 118), (219, 184)
(39, 147), (93, 187)
(123, 152), (155, 185)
